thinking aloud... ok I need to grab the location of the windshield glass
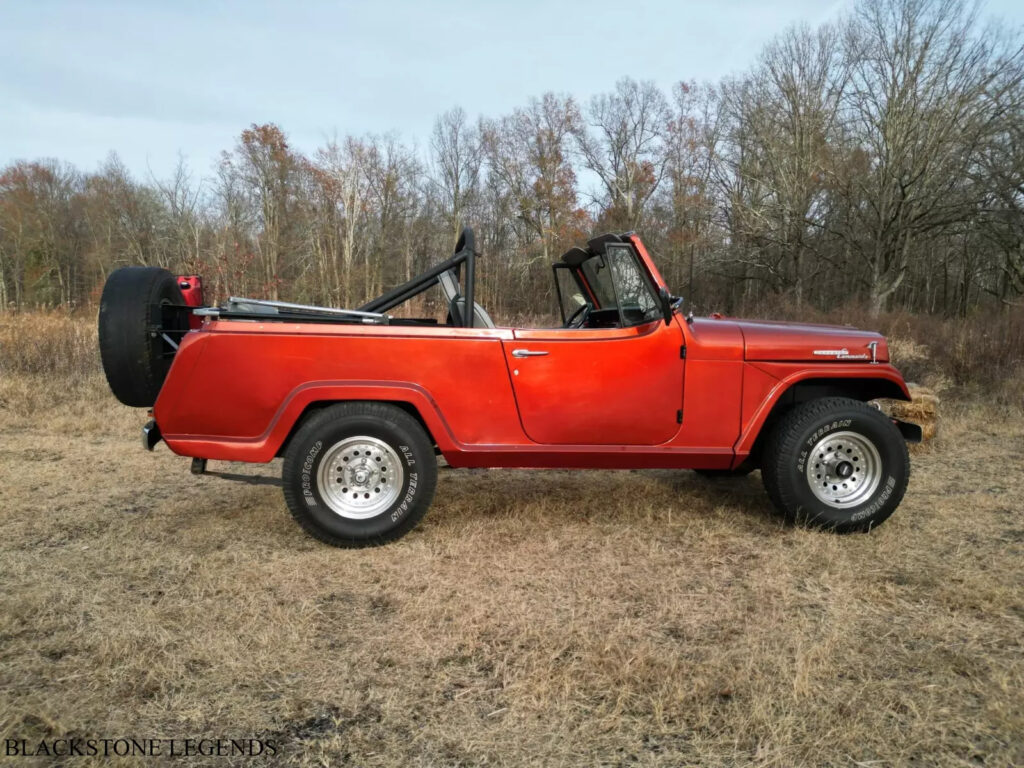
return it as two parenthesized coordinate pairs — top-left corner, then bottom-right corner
(579, 244), (661, 326)
(554, 265), (586, 323)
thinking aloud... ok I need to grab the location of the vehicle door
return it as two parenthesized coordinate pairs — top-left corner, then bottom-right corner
(502, 243), (685, 445)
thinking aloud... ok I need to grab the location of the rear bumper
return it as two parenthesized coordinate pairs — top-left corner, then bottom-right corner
(142, 420), (162, 451)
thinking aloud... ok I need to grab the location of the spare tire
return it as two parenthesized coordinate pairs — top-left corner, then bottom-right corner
(98, 266), (186, 407)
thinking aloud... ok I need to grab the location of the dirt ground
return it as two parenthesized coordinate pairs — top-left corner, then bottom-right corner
(0, 377), (1022, 767)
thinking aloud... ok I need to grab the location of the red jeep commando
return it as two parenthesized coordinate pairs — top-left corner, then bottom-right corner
(98, 229), (920, 547)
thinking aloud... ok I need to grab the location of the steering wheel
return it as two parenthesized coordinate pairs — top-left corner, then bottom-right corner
(565, 303), (591, 328)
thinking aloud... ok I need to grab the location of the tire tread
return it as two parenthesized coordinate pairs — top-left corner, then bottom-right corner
(98, 266), (182, 406)
(281, 402), (437, 548)
(761, 397), (910, 532)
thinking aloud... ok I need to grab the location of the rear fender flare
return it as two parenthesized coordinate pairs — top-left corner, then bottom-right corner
(270, 382), (456, 458)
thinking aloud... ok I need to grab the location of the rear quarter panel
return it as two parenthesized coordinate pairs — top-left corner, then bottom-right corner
(155, 322), (526, 461)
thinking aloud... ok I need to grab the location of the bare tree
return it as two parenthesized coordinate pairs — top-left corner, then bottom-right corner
(658, 81), (723, 304)
(311, 138), (371, 306)
(429, 107), (482, 240)
(840, 0), (1019, 314)
(717, 24), (848, 306)
(152, 155), (204, 274)
(574, 78), (670, 230)
(482, 93), (587, 265)
(222, 124), (303, 299)
(363, 134), (423, 296)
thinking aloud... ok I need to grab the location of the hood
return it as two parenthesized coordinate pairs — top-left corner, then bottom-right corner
(730, 318), (888, 363)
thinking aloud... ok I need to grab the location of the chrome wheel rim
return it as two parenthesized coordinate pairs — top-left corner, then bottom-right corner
(805, 430), (882, 508)
(317, 436), (404, 519)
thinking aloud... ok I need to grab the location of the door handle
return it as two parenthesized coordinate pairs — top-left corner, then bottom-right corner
(511, 349), (549, 358)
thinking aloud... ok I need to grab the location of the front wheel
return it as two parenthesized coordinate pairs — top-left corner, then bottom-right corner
(282, 402), (437, 547)
(761, 397), (910, 532)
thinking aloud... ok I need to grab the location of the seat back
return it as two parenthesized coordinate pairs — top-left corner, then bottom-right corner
(448, 297), (496, 328)
(438, 268), (495, 328)
(438, 269), (460, 304)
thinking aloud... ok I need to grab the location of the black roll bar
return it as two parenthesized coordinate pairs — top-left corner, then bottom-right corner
(358, 226), (478, 328)
(463, 229), (475, 329)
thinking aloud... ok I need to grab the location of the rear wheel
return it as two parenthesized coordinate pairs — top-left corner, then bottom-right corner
(761, 397), (909, 532)
(281, 402), (437, 547)
(98, 266), (186, 407)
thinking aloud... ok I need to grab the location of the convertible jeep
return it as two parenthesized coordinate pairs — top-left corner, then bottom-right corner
(98, 228), (920, 546)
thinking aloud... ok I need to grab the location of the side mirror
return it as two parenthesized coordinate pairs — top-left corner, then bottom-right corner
(658, 286), (673, 325)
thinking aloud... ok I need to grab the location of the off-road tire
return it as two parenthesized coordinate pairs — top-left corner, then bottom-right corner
(98, 266), (185, 407)
(761, 397), (909, 533)
(282, 402), (438, 547)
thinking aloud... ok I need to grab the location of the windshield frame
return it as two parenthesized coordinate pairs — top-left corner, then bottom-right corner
(561, 244), (662, 328)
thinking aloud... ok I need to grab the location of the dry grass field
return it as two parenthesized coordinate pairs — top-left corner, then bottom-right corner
(1, 316), (1022, 766)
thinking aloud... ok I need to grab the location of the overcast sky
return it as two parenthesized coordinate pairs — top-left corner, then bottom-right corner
(2, 0), (1022, 180)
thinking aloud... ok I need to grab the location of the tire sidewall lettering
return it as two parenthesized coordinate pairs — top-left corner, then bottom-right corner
(301, 440), (323, 509)
(399, 444), (416, 465)
(390, 471), (418, 522)
(849, 475), (896, 521)
(797, 418), (852, 472)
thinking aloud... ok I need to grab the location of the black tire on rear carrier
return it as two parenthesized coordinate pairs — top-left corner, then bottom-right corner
(761, 397), (910, 533)
(282, 402), (438, 547)
(98, 266), (186, 407)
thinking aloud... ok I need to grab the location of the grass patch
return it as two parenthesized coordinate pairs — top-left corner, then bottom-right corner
(0, 383), (1021, 765)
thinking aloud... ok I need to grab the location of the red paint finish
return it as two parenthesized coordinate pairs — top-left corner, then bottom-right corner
(736, 318), (889, 363)
(175, 275), (205, 330)
(504, 320), (683, 445)
(675, 318), (744, 455)
(175, 275), (204, 307)
(151, 236), (912, 471)
(155, 323), (526, 461)
(732, 361), (910, 459)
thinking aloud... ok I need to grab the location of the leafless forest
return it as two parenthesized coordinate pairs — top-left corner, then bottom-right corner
(1, 0), (1022, 327)
(2, 2), (1024, 763)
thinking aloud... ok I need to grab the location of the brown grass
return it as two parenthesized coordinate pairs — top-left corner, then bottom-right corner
(0, 311), (100, 377)
(1, 369), (1022, 767)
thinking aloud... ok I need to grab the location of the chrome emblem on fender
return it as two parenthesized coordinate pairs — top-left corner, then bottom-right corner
(813, 345), (873, 361)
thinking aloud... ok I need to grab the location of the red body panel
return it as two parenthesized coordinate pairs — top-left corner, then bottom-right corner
(175, 275), (205, 330)
(737, 318), (889, 362)
(175, 275), (204, 307)
(733, 361), (910, 460)
(153, 239), (911, 470)
(505, 321), (684, 445)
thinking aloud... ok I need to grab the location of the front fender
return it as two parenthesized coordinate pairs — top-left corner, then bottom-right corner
(733, 362), (912, 460)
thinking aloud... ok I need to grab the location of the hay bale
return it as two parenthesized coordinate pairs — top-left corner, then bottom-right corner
(876, 384), (940, 442)
(918, 420), (938, 442)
